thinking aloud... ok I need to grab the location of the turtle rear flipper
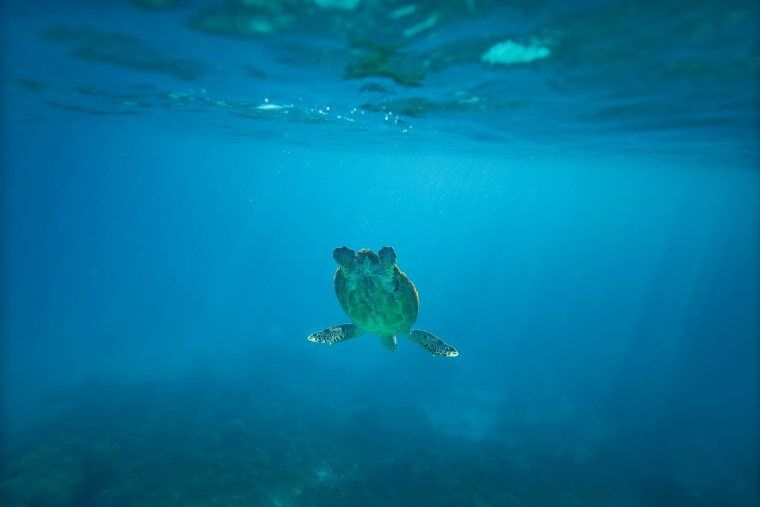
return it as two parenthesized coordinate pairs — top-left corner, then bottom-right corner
(378, 246), (397, 267)
(308, 323), (364, 345)
(404, 329), (458, 357)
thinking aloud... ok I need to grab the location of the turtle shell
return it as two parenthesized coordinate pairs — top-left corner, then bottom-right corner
(334, 263), (419, 335)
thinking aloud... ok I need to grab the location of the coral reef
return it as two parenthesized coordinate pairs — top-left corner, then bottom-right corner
(3, 373), (747, 506)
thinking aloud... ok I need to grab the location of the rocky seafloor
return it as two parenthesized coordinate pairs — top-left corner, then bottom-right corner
(2, 371), (754, 507)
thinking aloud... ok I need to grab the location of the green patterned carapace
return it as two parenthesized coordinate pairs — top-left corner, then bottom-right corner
(308, 246), (458, 357)
(335, 248), (418, 335)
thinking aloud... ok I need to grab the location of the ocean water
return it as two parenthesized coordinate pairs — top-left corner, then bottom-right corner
(1, 0), (759, 505)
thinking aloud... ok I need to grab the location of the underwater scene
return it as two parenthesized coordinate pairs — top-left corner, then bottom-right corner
(1, 0), (759, 505)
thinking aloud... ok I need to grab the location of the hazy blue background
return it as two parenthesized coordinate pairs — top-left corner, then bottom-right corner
(2, 0), (758, 505)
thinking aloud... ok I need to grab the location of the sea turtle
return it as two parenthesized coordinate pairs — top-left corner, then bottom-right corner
(307, 246), (459, 357)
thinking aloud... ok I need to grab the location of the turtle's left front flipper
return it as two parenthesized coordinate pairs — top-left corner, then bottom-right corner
(403, 329), (459, 357)
(308, 323), (365, 345)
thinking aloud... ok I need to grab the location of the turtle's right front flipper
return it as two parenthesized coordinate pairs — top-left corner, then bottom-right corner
(403, 329), (459, 357)
(307, 323), (365, 345)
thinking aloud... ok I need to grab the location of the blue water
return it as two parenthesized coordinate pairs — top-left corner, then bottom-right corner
(2, 1), (759, 505)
